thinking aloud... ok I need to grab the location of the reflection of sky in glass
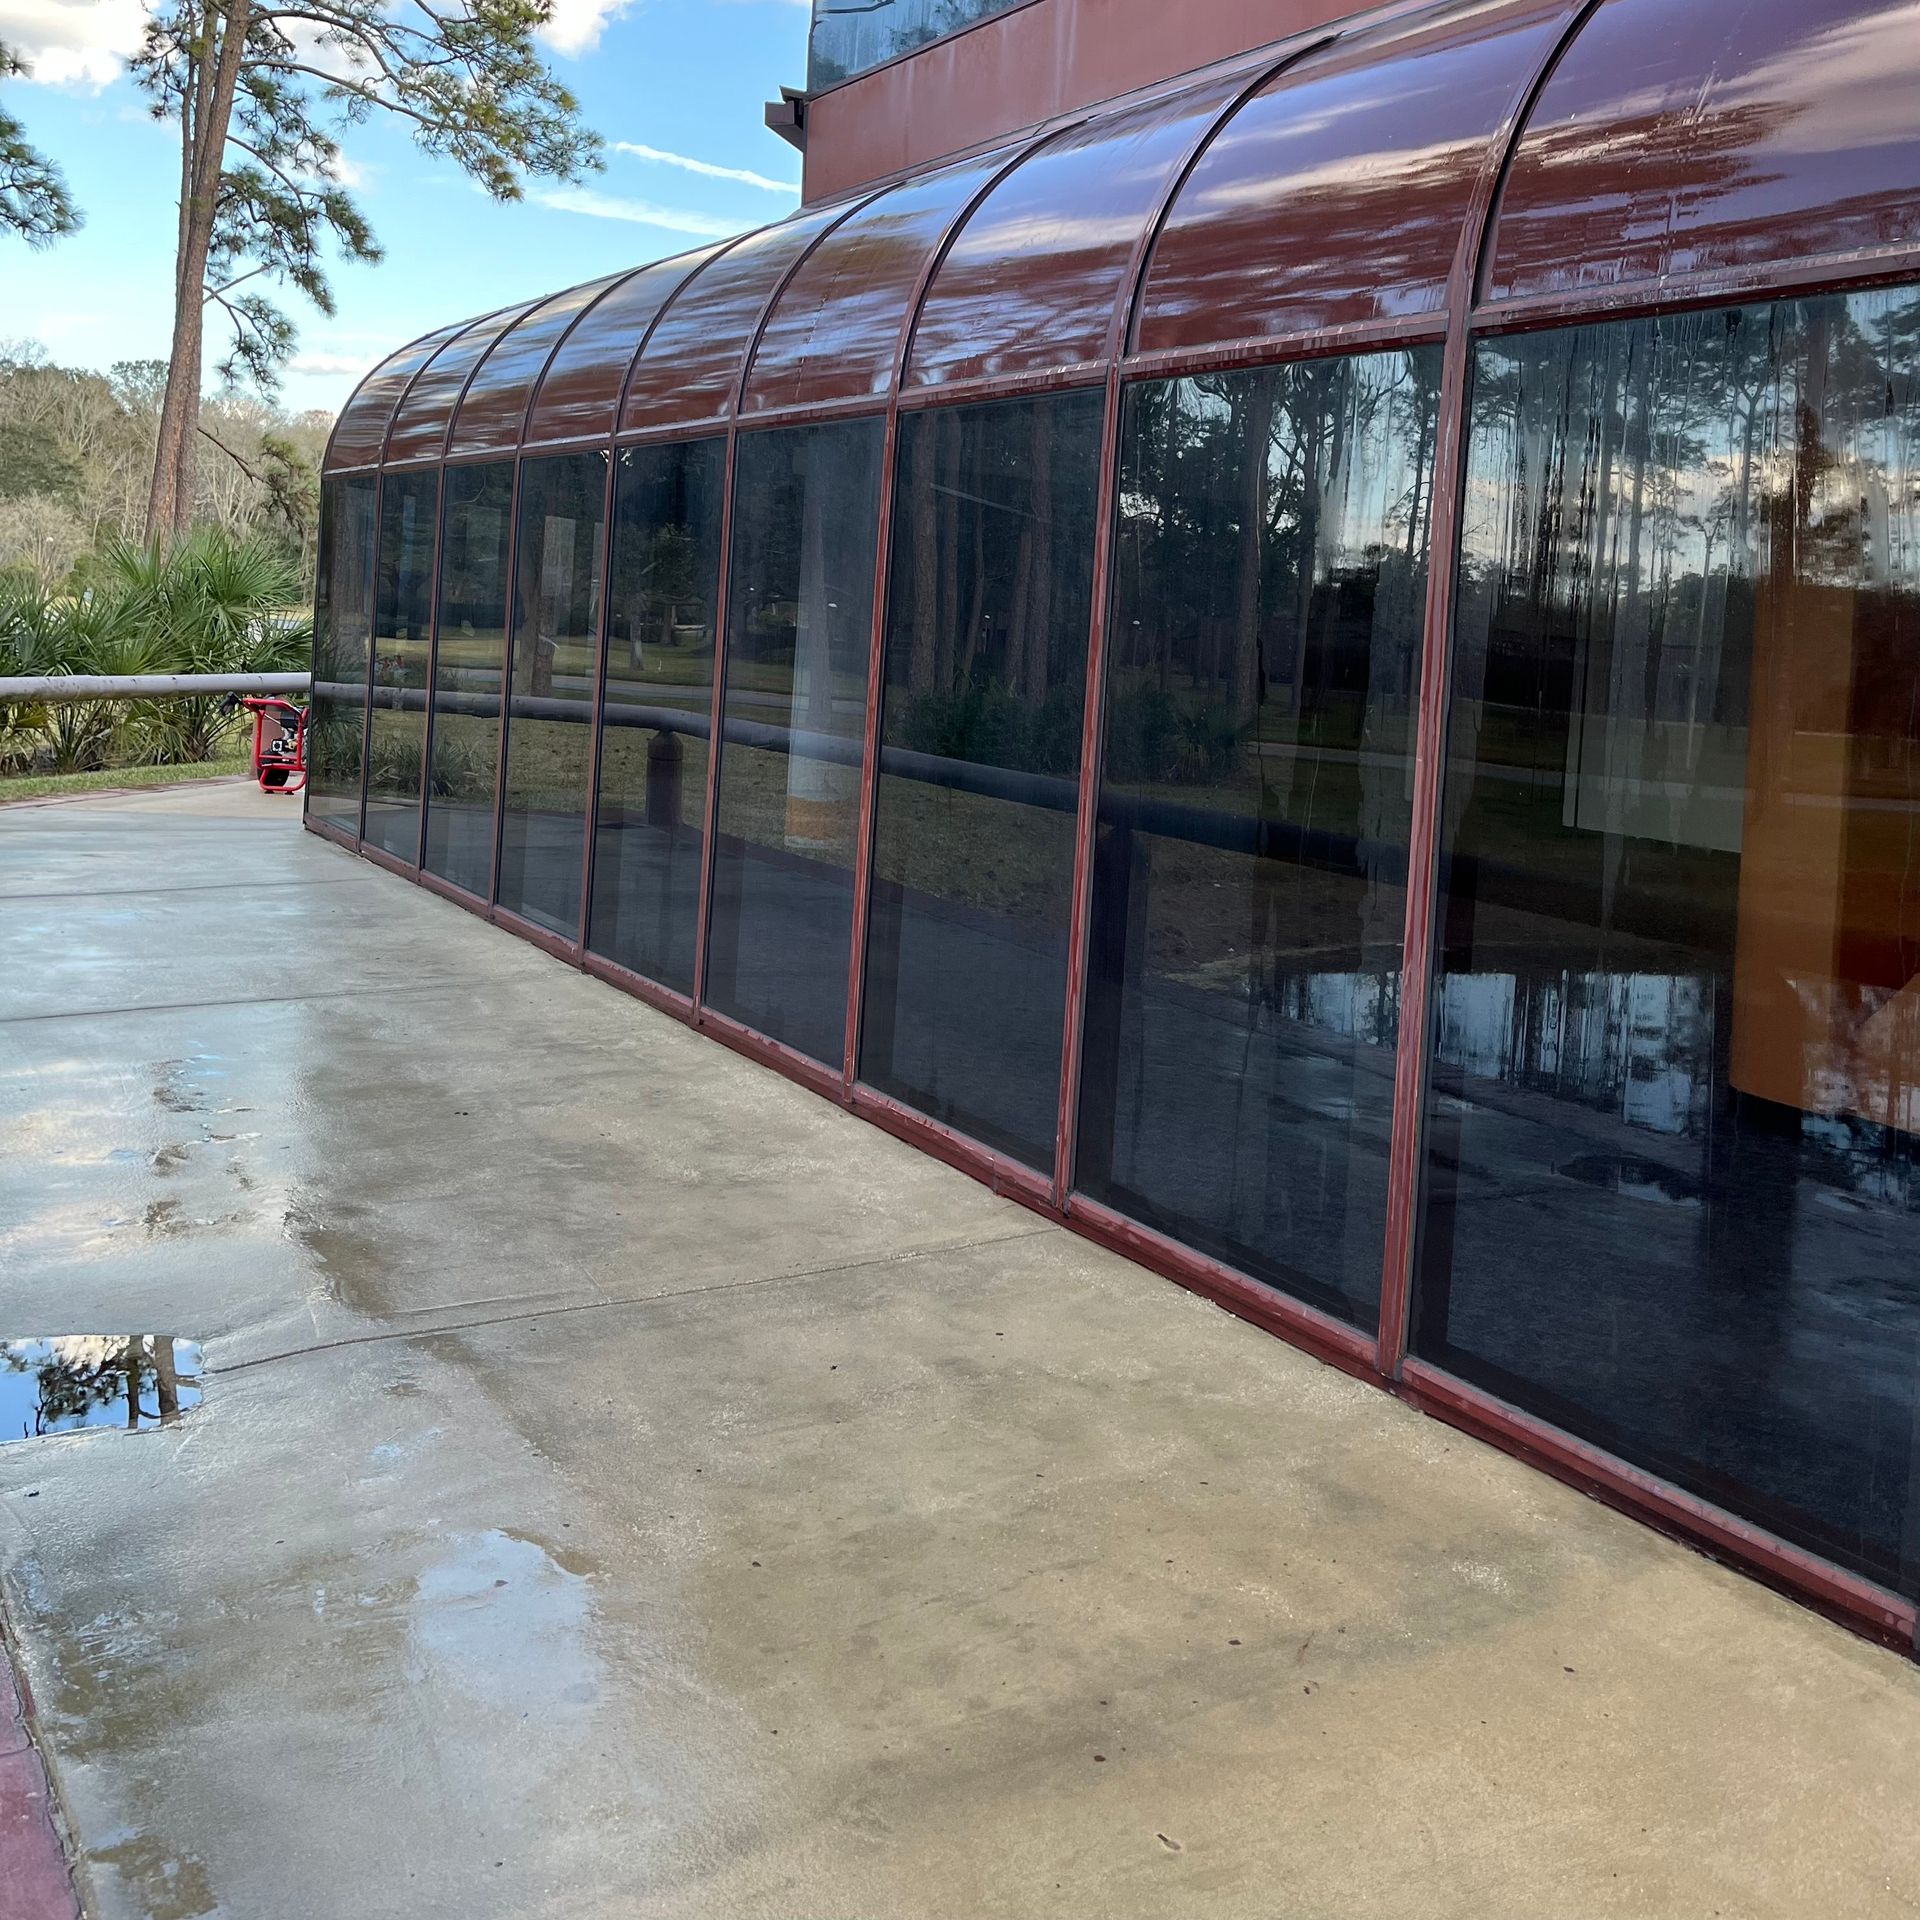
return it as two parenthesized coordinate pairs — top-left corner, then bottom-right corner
(808, 0), (1026, 88)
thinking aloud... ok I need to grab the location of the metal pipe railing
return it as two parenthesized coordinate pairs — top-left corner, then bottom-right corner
(0, 672), (313, 704)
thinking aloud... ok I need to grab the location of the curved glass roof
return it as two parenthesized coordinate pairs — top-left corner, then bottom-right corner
(385, 300), (541, 465)
(1483, 0), (1920, 309)
(523, 252), (716, 450)
(743, 145), (1021, 416)
(326, 0), (1920, 475)
(449, 275), (621, 459)
(1135, 0), (1566, 356)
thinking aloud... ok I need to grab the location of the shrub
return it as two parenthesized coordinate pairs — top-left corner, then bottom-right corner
(0, 528), (312, 774)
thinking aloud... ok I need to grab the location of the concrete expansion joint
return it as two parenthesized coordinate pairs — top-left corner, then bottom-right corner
(218, 1222), (1059, 1377)
(0, 980), (474, 1029)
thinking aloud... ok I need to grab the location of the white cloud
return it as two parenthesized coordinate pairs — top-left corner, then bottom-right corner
(289, 350), (370, 376)
(613, 141), (796, 195)
(0, 0), (147, 89)
(537, 0), (631, 58)
(532, 185), (741, 236)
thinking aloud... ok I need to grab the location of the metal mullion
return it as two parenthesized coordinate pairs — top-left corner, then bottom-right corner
(688, 191), (888, 1035)
(1121, 310), (1447, 386)
(352, 473), (379, 844)
(370, 329), (467, 869)
(486, 457), (526, 908)
(413, 312), (532, 894)
(1050, 361), (1124, 1206)
(579, 230), (771, 1015)
(574, 444), (619, 954)
(841, 408), (900, 1090)
(842, 128), (1060, 1095)
(1470, 244), (1920, 339)
(1053, 42), (1320, 1213)
(412, 467), (448, 872)
(1374, 0), (1601, 1379)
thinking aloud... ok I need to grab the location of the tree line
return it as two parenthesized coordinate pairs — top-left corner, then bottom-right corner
(1, 0), (602, 546)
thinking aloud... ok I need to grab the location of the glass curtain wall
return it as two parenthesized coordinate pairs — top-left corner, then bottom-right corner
(1413, 286), (1920, 1595)
(364, 469), (439, 861)
(587, 438), (727, 995)
(424, 461), (513, 897)
(1076, 349), (1441, 1323)
(705, 418), (883, 1066)
(308, 474), (377, 833)
(860, 389), (1105, 1167)
(495, 451), (609, 937)
(807, 0), (1026, 89)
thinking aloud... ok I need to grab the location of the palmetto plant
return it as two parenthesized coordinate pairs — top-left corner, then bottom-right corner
(0, 529), (312, 774)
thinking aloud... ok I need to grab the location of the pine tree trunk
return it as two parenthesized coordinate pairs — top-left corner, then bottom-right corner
(147, 0), (251, 543)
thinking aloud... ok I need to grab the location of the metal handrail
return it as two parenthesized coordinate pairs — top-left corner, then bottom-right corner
(0, 672), (313, 704)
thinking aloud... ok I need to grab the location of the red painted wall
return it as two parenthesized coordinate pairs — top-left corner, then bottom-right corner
(800, 0), (1373, 202)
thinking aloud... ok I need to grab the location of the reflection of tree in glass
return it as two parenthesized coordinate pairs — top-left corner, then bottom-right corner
(809, 0), (1020, 88)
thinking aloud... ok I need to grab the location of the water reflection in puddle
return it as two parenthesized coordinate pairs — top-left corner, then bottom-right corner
(1, 1337), (203, 1442)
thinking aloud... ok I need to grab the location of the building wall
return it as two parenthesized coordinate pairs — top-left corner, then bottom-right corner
(800, 0), (1370, 201)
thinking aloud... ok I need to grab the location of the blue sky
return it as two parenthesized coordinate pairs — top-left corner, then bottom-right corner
(0, 0), (809, 414)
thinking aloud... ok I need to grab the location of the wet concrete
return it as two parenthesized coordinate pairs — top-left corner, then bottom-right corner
(2, 782), (1919, 1919)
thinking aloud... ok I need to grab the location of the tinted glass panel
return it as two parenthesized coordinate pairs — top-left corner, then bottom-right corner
(706, 419), (883, 1064)
(308, 474), (376, 833)
(423, 461), (512, 897)
(1077, 349), (1440, 1323)
(860, 390), (1104, 1167)
(808, 0), (1024, 89)
(495, 452), (608, 937)
(587, 438), (727, 995)
(1415, 288), (1920, 1596)
(364, 469), (439, 861)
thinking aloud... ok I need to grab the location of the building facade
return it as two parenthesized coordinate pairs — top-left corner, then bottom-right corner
(310, 0), (1920, 1648)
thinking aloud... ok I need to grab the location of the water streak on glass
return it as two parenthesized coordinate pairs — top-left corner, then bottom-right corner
(860, 388), (1105, 1167)
(1077, 347), (1442, 1323)
(705, 419), (884, 1064)
(587, 438), (728, 995)
(424, 461), (513, 897)
(364, 469), (439, 861)
(1414, 284), (1920, 1597)
(308, 475), (377, 835)
(495, 452), (609, 936)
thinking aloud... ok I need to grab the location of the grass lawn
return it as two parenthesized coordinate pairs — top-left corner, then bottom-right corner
(0, 752), (252, 806)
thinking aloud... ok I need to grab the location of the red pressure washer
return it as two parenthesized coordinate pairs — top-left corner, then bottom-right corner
(227, 693), (309, 795)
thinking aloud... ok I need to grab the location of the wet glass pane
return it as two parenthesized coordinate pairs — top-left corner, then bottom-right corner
(364, 469), (438, 862)
(705, 419), (883, 1066)
(1076, 349), (1441, 1324)
(808, 0), (1025, 89)
(423, 461), (512, 897)
(495, 452), (609, 938)
(860, 390), (1104, 1168)
(307, 475), (376, 834)
(1414, 287), (1920, 1596)
(587, 438), (727, 996)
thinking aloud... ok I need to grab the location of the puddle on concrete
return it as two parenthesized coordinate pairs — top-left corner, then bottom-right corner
(1555, 1152), (1703, 1208)
(1, 1337), (203, 1442)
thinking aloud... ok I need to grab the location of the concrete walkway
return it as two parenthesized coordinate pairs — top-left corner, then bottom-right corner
(1, 782), (1917, 1920)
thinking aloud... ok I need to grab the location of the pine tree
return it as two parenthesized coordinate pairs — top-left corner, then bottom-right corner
(0, 40), (80, 247)
(133, 0), (601, 542)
